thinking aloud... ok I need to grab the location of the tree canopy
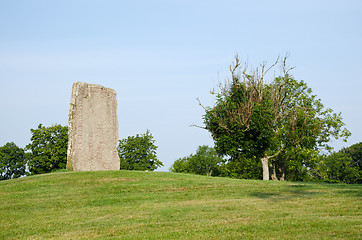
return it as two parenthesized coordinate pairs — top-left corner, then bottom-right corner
(0, 142), (27, 180)
(170, 145), (223, 176)
(317, 142), (361, 184)
(117, 130), (163, 171)
(26, 124), (68, 174)
(200, 55), (350, 180)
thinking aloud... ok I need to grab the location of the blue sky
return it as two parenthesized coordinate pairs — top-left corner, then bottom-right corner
(1, 0), (361, 171)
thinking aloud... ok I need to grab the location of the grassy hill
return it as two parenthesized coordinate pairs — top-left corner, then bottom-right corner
(0, 171), (361, 239)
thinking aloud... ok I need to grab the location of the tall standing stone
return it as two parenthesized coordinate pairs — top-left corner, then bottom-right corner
(67, 82), (120, 171)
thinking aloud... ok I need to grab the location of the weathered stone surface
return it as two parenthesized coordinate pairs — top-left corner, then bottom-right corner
(67, 82), (120, 171)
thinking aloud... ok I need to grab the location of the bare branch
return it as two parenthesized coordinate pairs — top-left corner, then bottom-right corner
(230, 53), (241, 76)
(190, 124), (206, 130)
(261, 56), (280, 81)
(196, 97), (208, 112)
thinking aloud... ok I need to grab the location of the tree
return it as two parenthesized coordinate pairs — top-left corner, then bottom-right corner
(317, 142), (361, 184)
(26, 124), (68, 175)
(170, 145), (223, 176)
(220, 156), (262, 179)
(117, 130), (163, 171)
(0, 142), (27, 180)
(199, 55), (350, 180)
(272, 147), (319, 181)
(170, 156), (190, 174)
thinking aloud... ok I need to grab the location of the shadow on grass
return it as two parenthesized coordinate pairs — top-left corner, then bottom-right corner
(332, 185), (362, 198)
(249, 192), (281, 199)
(249, 182), (362, 201)
(249, 184), (321, 200)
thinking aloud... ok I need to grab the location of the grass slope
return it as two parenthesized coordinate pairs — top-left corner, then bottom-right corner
(0, 171), (361, 239)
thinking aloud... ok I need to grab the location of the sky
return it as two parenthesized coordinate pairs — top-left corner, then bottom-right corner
(0, 0), (361, 171)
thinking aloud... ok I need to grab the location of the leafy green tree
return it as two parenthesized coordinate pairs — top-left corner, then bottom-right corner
(117, 130), (163, 171)
(272, 147), (319, 181)
(199, 55), (350, 180)
(317, 142), (361, 184)
(220, 156), (262, 179)
(344, 142), (362, 172)
(170, 156), (190, 174)
(26, 124), (68, 174)
(170, 145), (223, 176)
(0, 142), (27, 180)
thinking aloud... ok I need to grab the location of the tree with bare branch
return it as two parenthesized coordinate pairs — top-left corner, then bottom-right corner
(198, 55), (350, 180)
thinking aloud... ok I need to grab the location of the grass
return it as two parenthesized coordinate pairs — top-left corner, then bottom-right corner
(0, 170), (361, 239)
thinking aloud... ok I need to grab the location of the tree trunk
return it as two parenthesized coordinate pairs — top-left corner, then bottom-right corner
(261, 149), (283, 181)
(261, 157), (269, 180)
(279, 167), (285, 181)
(271, 162), (278, 181)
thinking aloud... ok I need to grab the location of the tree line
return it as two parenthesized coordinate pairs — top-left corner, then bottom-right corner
(170, 144), (361, 184)
(0, 125), (162, 180)
(1, 123), (360, 183)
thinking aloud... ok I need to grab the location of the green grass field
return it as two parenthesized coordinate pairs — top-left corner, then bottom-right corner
(0, 170), (361, 239)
